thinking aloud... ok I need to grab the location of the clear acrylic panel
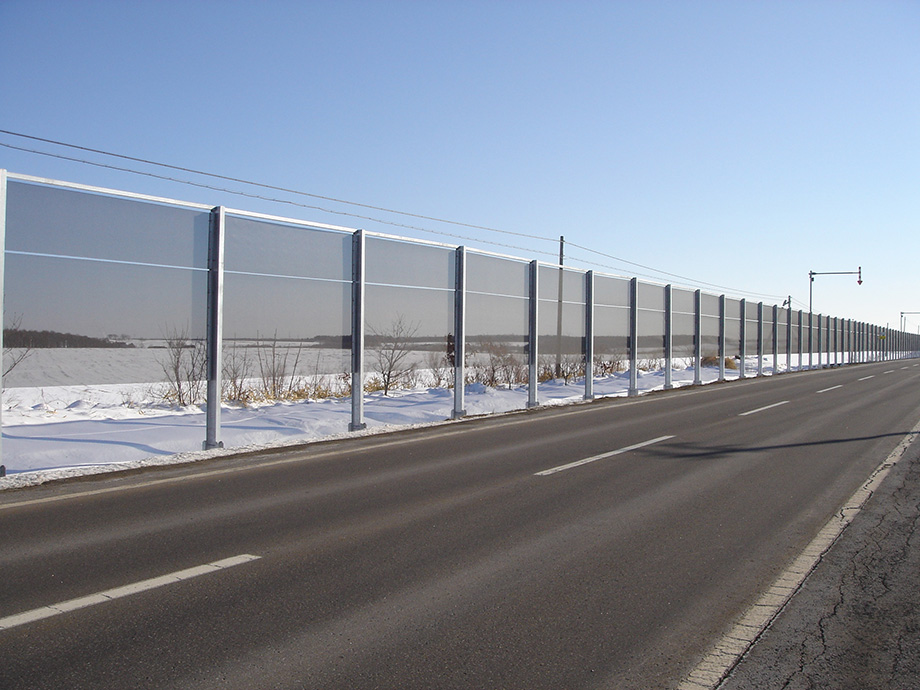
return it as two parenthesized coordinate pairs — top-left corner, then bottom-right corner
(466, 252), (529, 298)
(6, 180), (209, 268)
(538, 265), (586, 302)
(3, 252), (206, 386)
(594, 275), (630, 308)
(700, 293), (720, 319)
(724, 298), (742, 358)
(672, 312), (696, 359)
(466, 292), (529, 391)
(672, 288), (696, 315)
(364, 284), (454, 389)
(222, 272), (351, 383)
(224, 215), (351, 280)
(366, 236), (454, 289)
(637, 308), (666, 359)
(638, 283), (665, 311)
(594, 303), (629, 366)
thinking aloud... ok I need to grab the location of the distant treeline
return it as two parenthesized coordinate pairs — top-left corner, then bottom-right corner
(3, 329), (134, 349)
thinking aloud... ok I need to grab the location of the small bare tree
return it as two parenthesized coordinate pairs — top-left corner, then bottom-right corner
(222, 340), (253, 403)
(3, 314), (32, 377)
(370, 314), (419, 395)
(160, 326), (207, 406)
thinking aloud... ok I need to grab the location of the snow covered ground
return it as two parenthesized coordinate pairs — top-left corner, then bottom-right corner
(0, 357), (801, 490)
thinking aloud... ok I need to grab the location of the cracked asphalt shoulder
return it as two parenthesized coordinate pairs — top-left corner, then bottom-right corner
(719, 435), (920, 690)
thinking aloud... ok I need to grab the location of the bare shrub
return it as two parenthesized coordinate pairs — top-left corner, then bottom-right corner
(593, 352), (626, 376)
(3, 313), (32, 377)
(222, 340), (253, 403)
(425, 349), (452, 389)
(369, 315), (419, 396)
(255, 333), (304, 400)
(160, 326), (207, 406)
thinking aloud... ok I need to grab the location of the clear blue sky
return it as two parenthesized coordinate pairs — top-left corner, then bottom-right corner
(2, 0), (918, 331)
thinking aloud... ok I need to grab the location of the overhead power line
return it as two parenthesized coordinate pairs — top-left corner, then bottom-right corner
(0, 128), (791, 303)
(0, 129), (555, 244)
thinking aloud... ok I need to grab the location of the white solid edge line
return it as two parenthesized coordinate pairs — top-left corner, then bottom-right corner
(535, 435), (675, 476)
(678, 417), (920, 690)
(0, 554), (261, 632)
(817, 385), (843, 394)
(738, 401), (789, 417)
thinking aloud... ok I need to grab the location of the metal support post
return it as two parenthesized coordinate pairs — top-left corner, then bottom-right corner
(664, 284), (674, 390)
(718, 295), (726, 382)
(772, 304), (779, 375)
(585, 271), (595, 400)
(528, 260), (539, 408)
(786, 303), (793, 373)
(204, 206), (225, 450)
(629, 277), (639, 396)
(350, 229), (367, 431)
(757, 302), (764, 377)
(797, 310), (804, 370)
(452, 246), (467, 418)
(739, 299), (747, 379)
(0, 170), (6, 467)
(808, 311), (814, 370)
(694, 289), (702, 385)
(816, 314), (822, 369)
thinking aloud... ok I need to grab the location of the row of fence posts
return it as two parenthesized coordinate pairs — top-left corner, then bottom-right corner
(199, 208), (919, 450)
(0, 170), (916, 462)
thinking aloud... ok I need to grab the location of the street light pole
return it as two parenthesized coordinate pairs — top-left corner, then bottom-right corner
(809, 267), (862, 314)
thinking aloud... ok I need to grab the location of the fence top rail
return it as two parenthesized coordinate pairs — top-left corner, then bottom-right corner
(6, 171), (214, 212)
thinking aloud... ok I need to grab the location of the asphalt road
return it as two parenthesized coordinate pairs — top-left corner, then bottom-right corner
(2, 359), (919, 689)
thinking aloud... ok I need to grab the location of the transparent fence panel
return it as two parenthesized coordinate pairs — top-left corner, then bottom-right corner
(637, 282), (665, 361)
(466, 253), (530, 390)
(222, 215), (352, 394)
(3, 181), (209, 388)
(745, 302), (761, 355)
(538, 266), (586, 382)
(364, 238), (455, 391)
(700, 293), (721, 359)
(776, 312), (788, 356)
(790, 311), (803, 367)
(6, 180), (210, 266)
(366, 236), (454, 290)
(593, 275), (630, 373)
(671, 288), (696, 362)
(724, 298), (742, 360)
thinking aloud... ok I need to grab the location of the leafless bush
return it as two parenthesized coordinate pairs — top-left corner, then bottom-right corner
(3, 314), (32, 377)
(425, 349), (452, 389)
(369, 315), (419, 396)
(160, 326), (207, 406)
(255, 333), (304, 400)
(593, 352), (626, 376)
(222, 340), (253, 403)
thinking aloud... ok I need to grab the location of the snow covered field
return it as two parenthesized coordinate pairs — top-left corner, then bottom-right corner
(0, 355), (802, 490)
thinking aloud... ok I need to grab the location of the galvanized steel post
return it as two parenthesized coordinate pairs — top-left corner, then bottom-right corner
(528, 260), (539, 408)
(585, 271), (595, 400)
(350, 229), (367, 431)
(738, 299), (746, 379)
(694, 289), (703, 385)
(629, 277), (639, 396)
(204, 206), (225, 450)
(664, 284), (674, 390)
(718, 294), (726, 382)
(452, 246), (467, 419)
(0, 170), (6, 468)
